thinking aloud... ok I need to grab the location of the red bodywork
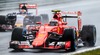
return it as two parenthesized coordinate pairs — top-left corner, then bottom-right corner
(10, 10), (82, 50)
(32, 24), (67, 47)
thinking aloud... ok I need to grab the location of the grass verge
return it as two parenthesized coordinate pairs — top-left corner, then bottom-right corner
(75, 48), (100, 55)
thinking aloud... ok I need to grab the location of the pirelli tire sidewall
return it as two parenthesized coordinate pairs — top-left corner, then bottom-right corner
(80, 25), (96, 47)
(11, 28), (26, 41)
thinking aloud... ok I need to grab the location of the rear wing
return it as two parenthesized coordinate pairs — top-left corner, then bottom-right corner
(61, 11), (82, 18)
(19, 3), (38, 15)
(61, 11), (82, 30)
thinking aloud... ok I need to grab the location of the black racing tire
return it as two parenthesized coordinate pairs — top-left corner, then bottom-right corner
(40, 14), (49, 24)
(0, 15), (7, 24)
(80, 25), (96, 47)
(0, 15), (8, 31)
(11, 28), (26, 50)
(11, 28), (26, 41)
(62, 28), (76, 51)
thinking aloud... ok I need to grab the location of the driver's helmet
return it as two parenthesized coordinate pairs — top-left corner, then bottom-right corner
(49, 20), (58, 26)
(53, 12), (62, 21)
(20, 4), (27, 13)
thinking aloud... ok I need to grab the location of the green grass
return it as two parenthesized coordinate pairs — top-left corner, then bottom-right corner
(75, 48), (100, 55)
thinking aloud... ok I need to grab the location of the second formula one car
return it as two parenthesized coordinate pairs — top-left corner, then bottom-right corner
(6, 3), (49, 28)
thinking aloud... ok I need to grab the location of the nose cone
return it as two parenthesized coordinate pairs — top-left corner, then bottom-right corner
(32, 40), (44, 47)
(32, 32), (48, 47)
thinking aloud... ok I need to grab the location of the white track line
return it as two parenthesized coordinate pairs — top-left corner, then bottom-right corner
(63, 46), (100, 55)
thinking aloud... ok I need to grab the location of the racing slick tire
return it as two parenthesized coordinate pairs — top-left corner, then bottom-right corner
(10, 28), (26, 50)
(62, 28), (76, 51)
(80, 25), (96, 47)
(0, 15), (7, 31)
(11, 27), (26, 41)
(0, 15), (7, 24)
(40, 14), (49, 24)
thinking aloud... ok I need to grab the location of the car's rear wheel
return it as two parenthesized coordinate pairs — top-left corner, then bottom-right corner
(80, 25), (96, 47)
(0, 15), (7, 24)
(62, 28), (76, 51)
(0, 15), (7, 31)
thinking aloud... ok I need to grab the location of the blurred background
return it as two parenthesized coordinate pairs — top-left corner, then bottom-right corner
(0, 0), (79, 11)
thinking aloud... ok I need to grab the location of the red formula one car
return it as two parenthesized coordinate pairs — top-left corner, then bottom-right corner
(9, 10), (96, 51)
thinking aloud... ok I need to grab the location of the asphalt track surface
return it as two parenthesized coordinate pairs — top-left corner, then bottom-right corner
(0, 0), (100, 55)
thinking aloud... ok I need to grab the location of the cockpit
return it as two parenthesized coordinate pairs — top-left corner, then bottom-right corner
(49, 20), (58, 26)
